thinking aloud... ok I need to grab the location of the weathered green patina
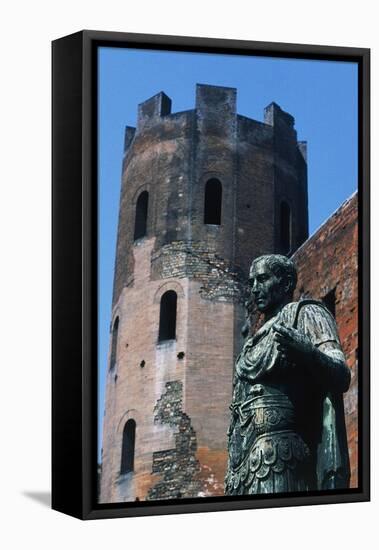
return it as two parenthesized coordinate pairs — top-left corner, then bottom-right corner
(225, 255), (350, 494)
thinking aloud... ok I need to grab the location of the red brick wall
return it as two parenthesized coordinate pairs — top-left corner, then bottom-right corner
(292, 193), (358, 487)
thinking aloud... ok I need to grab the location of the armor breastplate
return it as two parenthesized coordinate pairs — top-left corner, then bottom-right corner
(226, 383), (312, 494)
(228, 383), (310, 471)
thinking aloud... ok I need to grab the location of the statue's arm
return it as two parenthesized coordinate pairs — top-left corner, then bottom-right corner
(304, 304), (350, 392)
(273, 304), (351, 393)
(309, 341), (351, 393)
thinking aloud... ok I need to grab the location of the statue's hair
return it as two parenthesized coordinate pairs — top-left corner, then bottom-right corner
(250, 254), (298, 296)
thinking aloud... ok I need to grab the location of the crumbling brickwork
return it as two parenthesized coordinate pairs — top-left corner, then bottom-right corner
(147, 381), (203, 500)
(151, 240), (244, 302)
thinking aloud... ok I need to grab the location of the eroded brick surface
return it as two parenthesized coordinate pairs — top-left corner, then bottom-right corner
(151, 240), (244, 302)
(146, 381), (203, 500)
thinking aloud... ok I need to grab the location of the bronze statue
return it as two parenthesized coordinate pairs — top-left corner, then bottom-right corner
(225, 254), (351, 494)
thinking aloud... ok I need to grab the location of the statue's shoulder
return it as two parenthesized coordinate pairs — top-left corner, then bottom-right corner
(281, 300), (335, 329)
(294, 300), (339, 342)
(279, 301), (300, 323)
(295, 299), (332, 317)
(282, 301), (300, 313)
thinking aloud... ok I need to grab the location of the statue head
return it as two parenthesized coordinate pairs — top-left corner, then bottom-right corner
(249, 254), (297, 318)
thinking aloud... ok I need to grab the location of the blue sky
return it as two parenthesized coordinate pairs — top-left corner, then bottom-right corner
(98, 47), (358, 459)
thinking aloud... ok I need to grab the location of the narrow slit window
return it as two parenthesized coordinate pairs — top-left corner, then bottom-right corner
(120, 419), (136, 475)
(110, 317), (119, 370)
(158, 290), (177, 341)
(280, 201), (291, 253)
(323, 287), (336, 317)
(204, 178), (222, 225)
(134, 191), (149, 240)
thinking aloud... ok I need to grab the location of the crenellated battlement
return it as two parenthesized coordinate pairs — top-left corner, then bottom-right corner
(137, 91), (172, 130)
(125, 85), (306, 154)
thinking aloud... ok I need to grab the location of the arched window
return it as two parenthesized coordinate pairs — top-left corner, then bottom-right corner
(134, 191), (149, 241)
(280, 201), (291, 253)
(120, 419), (136, 475)
(204, 178), (222, 225)
(158, 290), (177, 341)
(110, 317), (119, 370)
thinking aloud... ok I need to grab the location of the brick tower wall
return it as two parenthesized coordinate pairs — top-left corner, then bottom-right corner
(100, 84), (309, 502)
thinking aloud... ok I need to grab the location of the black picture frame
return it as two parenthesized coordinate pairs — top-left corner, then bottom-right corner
(52, 30), (370, 520)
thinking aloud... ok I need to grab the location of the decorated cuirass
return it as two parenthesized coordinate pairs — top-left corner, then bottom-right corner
(226, 381), (312, 494)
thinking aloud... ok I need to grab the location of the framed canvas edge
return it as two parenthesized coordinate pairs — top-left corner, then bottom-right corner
(52, 30), (370, 520)
(52, 31), (85, 520)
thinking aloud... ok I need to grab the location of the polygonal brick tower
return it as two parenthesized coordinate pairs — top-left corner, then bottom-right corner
(99, 84), (309, 503)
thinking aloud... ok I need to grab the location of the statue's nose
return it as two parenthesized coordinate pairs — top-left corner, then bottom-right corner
(251, 281), (259, 294)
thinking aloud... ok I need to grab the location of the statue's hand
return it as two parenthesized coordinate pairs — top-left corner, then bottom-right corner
(272, 323), (314, 363)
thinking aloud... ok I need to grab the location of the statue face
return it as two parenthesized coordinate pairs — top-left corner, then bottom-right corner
(249, 260), (287, 316)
